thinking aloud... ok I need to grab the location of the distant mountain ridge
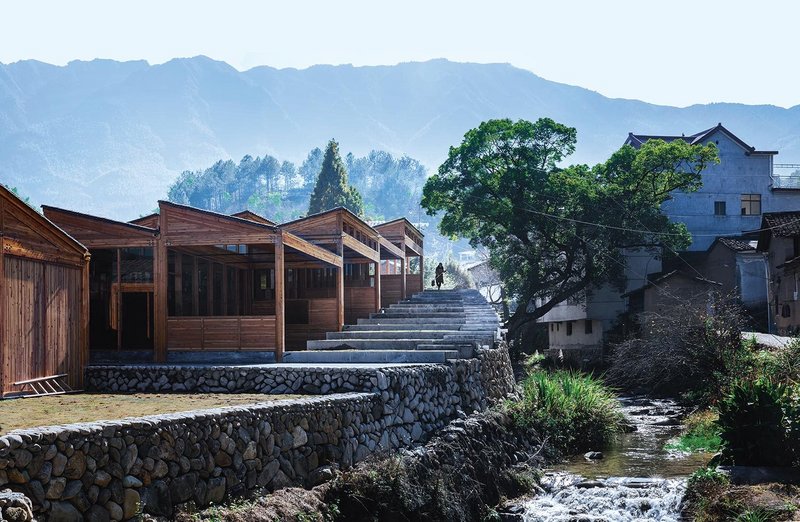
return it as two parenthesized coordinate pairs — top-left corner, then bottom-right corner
(2, 56), (799, 219)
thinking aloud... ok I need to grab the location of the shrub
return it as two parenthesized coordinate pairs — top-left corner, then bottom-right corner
(716, 379), (800, 466)
(508, 370), (623, 453)
(607, 297), (754, 404)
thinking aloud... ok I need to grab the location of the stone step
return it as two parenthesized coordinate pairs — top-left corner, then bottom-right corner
(344, 324), (472, 332)
(417, 344), (475, 358)
(283, 349), (460, 364)
(358, 317), (467, 325)
(307, 339), (445, 351)
(327, 330), (454, 340)
(372, 312), (477, 319)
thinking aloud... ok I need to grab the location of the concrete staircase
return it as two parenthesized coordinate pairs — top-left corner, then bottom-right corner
(282, 289), (502, 364)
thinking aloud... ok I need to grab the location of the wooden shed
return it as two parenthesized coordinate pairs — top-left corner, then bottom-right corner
(44, 202), (341, 361)
(1, 186), (90, 396)
(374, 218), (424, 306)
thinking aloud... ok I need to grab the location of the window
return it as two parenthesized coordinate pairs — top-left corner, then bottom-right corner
(741, 194), (761, 216)
(566, 321), (573, 336)
(585, 320), (593, 335)
(714, 201), (726, 216)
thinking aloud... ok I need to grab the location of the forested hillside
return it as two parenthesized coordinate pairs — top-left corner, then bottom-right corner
(167, 148), (427, 223)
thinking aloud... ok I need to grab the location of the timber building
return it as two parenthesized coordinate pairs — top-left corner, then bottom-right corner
(42, 203), (424, 364)
(0, 186), (90, 396)
(374, 218), (425, 306)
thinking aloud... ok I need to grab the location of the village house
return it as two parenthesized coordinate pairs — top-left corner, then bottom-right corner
(757, 211), (800, 334)
(0, 186), (90, 396)
(539, 124), (796, 354)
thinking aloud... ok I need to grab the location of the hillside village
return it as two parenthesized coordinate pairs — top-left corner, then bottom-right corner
(2, 110), (800, 521)
(518, 123), (800, 359)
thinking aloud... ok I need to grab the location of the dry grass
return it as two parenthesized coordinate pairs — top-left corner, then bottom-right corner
(0, 393), (302, 434)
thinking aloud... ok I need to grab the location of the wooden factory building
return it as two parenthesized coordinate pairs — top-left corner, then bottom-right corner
(43, 202), (341, 362)
(1, 186), (90, 396)
(374, 218), (424, 307)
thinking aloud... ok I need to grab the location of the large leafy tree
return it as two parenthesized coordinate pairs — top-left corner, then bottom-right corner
(421, 118), (719, 335)
(308, 139), (364, 216)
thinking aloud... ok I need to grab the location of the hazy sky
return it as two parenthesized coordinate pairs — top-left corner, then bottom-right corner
(3, 0), (798, 108)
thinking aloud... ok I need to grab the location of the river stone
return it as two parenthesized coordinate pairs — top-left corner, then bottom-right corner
(49, 501), (83, 522)
(95, 470), (112, 487)
(64, 453), (86, 479)
(142, 480), (172, 517)
(122, 488), (140, 520)
(206, 476), (226, 504)
(105, 501), (123, 521)
(85, 505), (111, 522)
(584, 452), (604, 460)
(46, 477), (67, 499)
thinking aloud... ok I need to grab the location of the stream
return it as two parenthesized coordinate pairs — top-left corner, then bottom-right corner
(522, 397), (712, 521)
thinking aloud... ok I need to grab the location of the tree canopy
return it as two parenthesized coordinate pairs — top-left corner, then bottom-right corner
(421, 117), (719, 334)
(308, 140), (364, 216)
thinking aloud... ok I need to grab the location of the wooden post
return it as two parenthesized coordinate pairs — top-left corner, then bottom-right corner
(274, 233), (285, 362)
(174, 252), (182, 315)
(0, 200), (5, 396)
(374, 261), (381, 312)
(192, 256), (199, 316)
(153, 237), (168, 363)
(116, 248), (122, 351)
(336, 238), (344, 331)
(79, 254), (90, 389)
(400, 255), (407, 300)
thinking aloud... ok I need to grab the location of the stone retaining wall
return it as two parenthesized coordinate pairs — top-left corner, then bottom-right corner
(1, 346), (517, 521)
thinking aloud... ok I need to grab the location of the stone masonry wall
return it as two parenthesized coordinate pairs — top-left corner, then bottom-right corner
(0, 347), (517, 521)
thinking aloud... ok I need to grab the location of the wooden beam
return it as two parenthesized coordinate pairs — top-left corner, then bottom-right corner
(342, 234), (380, 262)
(336, 239), (344, 331)
(154, 237), (168, 362)
(378, 236), (404, 259)
(283, 231), (343, 267)
(274, 233), (285, 361)
(2, 239), (85, 268)
(404, 236), (423, 257)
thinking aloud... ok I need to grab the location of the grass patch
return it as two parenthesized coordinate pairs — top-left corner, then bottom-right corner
(0, 393), (302, 434)
(666, 409), (721, 453)
(507, 370), (623, 453)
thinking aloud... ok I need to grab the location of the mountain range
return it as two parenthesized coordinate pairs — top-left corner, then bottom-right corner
(2, 56), (799, 219)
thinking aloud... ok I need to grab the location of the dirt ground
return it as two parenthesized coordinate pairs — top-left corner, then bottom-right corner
(0, 393), (301, 434)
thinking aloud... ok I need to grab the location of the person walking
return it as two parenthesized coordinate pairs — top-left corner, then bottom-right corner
(435, 262), (446, 290)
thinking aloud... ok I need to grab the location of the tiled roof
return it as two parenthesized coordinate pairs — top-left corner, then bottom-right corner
(621, 270), (721, 298)
(762, 212), (800, 237)
(716, 237), (756, 252)
(625, 123), (778, 155)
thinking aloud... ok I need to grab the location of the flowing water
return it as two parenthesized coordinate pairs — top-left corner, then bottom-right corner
(523, 397), (712, 521)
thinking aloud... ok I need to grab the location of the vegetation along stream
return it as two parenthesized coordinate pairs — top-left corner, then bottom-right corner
(522, 397), (712, 521)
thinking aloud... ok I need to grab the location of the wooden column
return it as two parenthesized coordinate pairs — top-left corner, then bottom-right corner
(374, 261), (381, 312)
(174, 252), (182, 315)
(400, 255), (407, 300)
(274, 233), (285, 362)
(0, 201), (5, 395)
(153, 237), (168, 363)
(336, 238), (345, 331)
(79, 254), (90, 388)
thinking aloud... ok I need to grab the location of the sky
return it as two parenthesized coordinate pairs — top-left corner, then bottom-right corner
(2, 0), (799, 108)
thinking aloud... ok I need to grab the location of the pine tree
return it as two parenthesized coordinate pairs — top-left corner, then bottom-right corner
(307, 139), (365, 216)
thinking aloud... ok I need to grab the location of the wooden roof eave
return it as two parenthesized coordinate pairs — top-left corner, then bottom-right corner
(159, 201), (281, 246)
(283, 231), (342, 267)
(375, 217), (424, 239)
(41, 205), (158, 248)
(1, 189), (90, 258)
